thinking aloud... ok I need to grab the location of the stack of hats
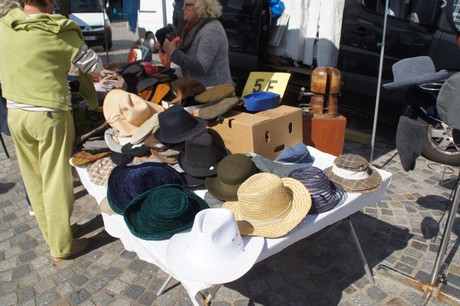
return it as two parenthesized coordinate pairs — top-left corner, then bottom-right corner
(324, 154), (382, 193)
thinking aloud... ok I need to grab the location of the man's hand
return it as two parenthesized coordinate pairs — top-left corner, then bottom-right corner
(163, 39), (176, 55)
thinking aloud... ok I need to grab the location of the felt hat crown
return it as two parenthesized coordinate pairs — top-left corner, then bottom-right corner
(289, 166), (345, 214)
(223, 172), (312, 238)
(103, 89), (164, 136)
(107, 162), (185, 215)
(324, 154), (382, 193)
(179, 131), (228, 178)
(166, 208), (264, 284)
(383, 56), (448, 90)
(154, 104), (206, 144)
(124, 184), (209, 240)
(205, 154), (259, 201)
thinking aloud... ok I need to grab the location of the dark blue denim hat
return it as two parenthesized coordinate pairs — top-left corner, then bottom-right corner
(107, 162), (185, 215)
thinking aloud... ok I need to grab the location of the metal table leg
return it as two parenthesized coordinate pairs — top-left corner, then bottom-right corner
(346, 217), (375, 284)
(378, 177), (460, 306)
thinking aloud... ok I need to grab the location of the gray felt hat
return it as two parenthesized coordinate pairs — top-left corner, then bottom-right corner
(383, 56), (448, 90)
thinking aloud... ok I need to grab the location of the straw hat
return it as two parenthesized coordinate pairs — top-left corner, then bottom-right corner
(103, 89), (164, 136)
(166, 208), (264, 284)
(324, 154), (382, 193)
(124, 184), (209, 240)
(223, 172), (311, 238)
(383, 56), (448, 90)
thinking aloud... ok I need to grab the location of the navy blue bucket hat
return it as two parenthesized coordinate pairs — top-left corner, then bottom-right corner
(107, 162), (185, 215)
(289, 166), (346, 214)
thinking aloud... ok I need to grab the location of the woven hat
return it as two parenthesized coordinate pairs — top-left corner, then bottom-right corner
(88, 156), (116, 186)
(166, 208), (264, 284)
(289, 166), (345, 214)
(194, 83), (235, 104)
(107, 162), (185, 215)
(197, 97), (240, 120)
(103, 89), (164, 136)
(243, 91), (280, 112)
(179, 132), (228, 187)
(436, 72), (460, 130)
(383, 56), (448, 90)
(205, 154), (259, 201)
(104, 128), (132, 153)
(124, 184), (209, 240)
(130, 113), (161, 145)
(154, 104), (206, 144)
(324, 154), (382, 193)
(223, 172), (311, 238)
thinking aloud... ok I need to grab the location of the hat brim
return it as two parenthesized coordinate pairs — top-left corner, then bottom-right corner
(309, 181), (346, 214)
(183, 173), (206, 188)
(166, 231), (264, 284)
(178, 145), (228, 177)
(222, 178), (312, 238)
(154, 117), (206, 144)
(205, 176), (239, 201)
(124, 186), (208, 240)
(324, 166), (382, 193)
(383, 71), (448, 90)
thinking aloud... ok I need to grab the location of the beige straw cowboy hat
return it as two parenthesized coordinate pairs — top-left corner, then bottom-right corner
(223, 172), (311, 238)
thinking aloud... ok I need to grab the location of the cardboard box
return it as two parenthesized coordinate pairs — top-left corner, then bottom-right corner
(302, 114), (346, 156)
(208, 105), (303, 160)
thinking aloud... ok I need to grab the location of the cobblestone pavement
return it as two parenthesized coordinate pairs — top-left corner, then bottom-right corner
(1, 22), (460, 306)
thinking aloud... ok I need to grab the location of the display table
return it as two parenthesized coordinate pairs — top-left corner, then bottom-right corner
(73, 146), (392, 305)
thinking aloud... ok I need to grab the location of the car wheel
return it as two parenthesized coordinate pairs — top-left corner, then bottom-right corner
(419, 118), (460, 166)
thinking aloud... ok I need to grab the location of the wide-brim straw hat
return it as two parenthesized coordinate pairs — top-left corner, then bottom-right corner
(103, 89), (164, 136)
(383, 56), (448, 90)
(166, 208), (264, 284)
(223, 172), (311, 238)
(324, 154), (382, 193)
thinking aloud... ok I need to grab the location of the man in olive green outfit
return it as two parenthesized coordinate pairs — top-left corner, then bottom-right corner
(0, 0), (102, 261)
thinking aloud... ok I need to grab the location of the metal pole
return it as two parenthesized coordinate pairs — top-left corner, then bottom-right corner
(370, 0), (389, 163)
(429, 179), (460, 285)
(162, 0), (167, 27)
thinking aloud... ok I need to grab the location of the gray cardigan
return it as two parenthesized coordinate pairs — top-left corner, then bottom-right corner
(170, 19), (233, 87)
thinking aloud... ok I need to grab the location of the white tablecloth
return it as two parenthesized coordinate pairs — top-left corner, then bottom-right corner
(74, 147), (392, 305)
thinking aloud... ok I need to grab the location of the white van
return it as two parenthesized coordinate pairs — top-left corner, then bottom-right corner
(137, 0), (175, 40)
(56, 0), (112, 50)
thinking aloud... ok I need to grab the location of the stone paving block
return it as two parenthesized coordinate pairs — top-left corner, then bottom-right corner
(92, 291), (115, 306)
(68, 288), (91, 305)
(123, 284), (144, 300)
(11, 265), (30, 280)
(37, 290), (59, 305)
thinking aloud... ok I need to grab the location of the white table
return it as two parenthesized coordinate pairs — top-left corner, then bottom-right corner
(74, 147), (392, 305)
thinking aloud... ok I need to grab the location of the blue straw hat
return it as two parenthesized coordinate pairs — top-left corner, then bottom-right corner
(124, 184), (209, 240)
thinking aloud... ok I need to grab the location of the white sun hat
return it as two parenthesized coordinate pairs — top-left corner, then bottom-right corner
(166, 208), (265, 284)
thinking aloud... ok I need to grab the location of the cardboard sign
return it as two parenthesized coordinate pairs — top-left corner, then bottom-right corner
(242, 72), (291, 98)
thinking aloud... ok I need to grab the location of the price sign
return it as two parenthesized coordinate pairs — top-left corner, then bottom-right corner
(242, 72), (291, 98)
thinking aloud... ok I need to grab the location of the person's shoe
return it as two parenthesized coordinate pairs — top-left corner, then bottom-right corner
(71, 223), (80, 235)
(52, 238), (89, 262)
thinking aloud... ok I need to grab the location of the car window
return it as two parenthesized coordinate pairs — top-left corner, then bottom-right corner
(362, 0), (410, 19)
(55, 0), (104, 14)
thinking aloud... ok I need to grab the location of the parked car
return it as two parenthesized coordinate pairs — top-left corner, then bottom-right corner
(56, 0), (112, 51)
